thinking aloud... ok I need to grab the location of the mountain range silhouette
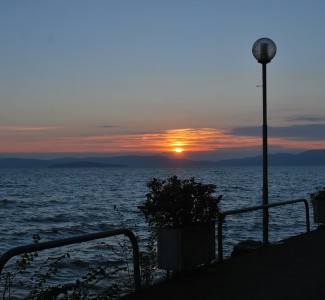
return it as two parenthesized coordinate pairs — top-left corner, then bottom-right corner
(0, 149), (325, 168)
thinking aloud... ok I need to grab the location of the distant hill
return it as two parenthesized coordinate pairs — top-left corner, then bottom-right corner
(48, 161), (126, 168)
(0, 158), (49, 168)
(216, 149), (325, 166)
(0, 149), (325, 168)
(81, 155), (211, 168)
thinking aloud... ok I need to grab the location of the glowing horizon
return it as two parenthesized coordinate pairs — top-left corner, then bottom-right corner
(0, 127), (324, 158)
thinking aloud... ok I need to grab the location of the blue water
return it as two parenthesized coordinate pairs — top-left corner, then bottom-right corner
(0, 166), (323, 298)
(0, 166), (323, 255)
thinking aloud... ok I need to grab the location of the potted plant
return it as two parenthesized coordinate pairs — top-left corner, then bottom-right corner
(138, 175), (222, 271)
(311, 187), (325, 224)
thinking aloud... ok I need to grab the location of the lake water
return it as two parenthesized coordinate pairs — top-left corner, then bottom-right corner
(0, 166), (323, 297)
(0, 166), (323, 253)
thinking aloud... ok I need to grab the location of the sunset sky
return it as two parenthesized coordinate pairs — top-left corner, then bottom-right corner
(1, 0), (325, 160)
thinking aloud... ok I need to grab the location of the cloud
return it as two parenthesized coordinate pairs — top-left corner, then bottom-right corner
(230, 124), (325, 140)
(230, 127), (261, 137)
(286, 115), (325, 123)
(0, 126), (62, 133)
(99, 125), (116, 128)
(50, 128), (273, 154)
(270, 124), (325, 139)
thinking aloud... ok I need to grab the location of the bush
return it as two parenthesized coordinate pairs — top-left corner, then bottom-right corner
(139, 176), (222, 228)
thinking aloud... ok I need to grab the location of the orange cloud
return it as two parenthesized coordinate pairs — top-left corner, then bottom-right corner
(43, 128), (263, 153)
(268, 137), (325, 150)
(0, 126), (62, 132)
(0, 127), (324, 154)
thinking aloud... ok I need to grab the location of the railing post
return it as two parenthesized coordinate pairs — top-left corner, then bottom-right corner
(123, 229), (141, 293)
(303, 200), (310, 232)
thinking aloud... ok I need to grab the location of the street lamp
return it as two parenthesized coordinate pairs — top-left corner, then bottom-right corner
(252, 38), (277, 245)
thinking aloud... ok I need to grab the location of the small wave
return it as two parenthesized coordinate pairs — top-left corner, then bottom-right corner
(34, 225), (88, 238)
(62, 226), (88, 235)
(67, 258), (89, 268)
(8, 193), (27, 198)
(97, 222), (115, 230)
(27, 214), (75, 223)
(0, 184), (29, 188)
(0, 198), (16, 206)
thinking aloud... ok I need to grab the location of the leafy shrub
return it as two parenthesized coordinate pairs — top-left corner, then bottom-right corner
(139, 176), (222, 228)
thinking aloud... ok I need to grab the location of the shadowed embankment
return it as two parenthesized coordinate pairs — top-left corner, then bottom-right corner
(123, 226), (325, 300)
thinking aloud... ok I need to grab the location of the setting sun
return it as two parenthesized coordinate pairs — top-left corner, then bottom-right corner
(173, 147), (184, 153)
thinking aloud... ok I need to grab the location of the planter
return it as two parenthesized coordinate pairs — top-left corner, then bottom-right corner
(312, 199), (325, 223)
(157, 222), (215, 271)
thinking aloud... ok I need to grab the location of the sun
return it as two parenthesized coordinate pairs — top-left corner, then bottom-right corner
(173, 147), (184, 153)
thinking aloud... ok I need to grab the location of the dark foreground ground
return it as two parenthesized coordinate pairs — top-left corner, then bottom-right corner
(123, 226), (325, 300)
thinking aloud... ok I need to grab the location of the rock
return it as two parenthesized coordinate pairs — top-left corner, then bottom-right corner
(231, 240), (263, 258)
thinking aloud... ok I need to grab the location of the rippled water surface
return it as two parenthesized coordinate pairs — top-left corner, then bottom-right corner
(0, 166), (323, 258)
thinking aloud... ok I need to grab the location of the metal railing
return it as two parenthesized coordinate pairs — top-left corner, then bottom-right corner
(217, 199), (310, 262)
(0, 228), (141, 293)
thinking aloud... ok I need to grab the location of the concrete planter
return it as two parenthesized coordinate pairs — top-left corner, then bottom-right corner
(312, 199), (325, 223)
(157, 222), (215, 271)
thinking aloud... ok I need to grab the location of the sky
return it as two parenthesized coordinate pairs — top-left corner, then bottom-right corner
(0, 0), (325, 160)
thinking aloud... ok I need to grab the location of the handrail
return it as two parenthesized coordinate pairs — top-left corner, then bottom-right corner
(0, 228), (141, 293)
(217, 198), (310, 262)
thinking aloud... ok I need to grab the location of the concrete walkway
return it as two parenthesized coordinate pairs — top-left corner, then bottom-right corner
(123, 227), (325, 300)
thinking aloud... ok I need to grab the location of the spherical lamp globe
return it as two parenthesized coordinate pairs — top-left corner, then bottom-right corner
(252, 38), (277, 64)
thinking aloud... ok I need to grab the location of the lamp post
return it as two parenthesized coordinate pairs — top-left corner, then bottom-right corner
(252, 38), (277, 245)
